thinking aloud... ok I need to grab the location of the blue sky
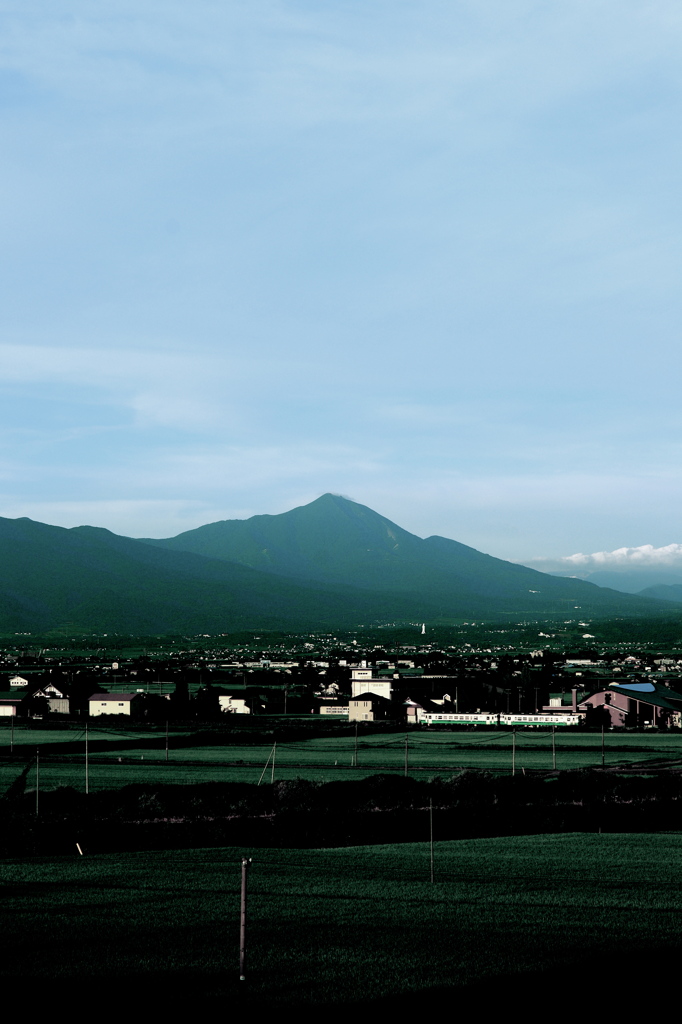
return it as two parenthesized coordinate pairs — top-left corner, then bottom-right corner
(1, 1), (682, 568)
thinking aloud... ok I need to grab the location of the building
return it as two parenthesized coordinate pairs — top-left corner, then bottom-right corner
(579, 680), (682, 728)
(28, 682), (70, 715)
(0, 692), (22, 717)
(319, 704), (349, 717)
(89, 693), (141, 717)
(350, 664), (392, 700)
(218, 694), (251, 714)
(348, 692), (394, 722)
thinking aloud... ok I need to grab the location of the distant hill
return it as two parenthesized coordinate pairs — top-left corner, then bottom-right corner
(638, 584), (682, 604)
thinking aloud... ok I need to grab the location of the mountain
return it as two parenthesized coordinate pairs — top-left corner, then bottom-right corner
(0, 495), (673, 634)
(140, 493), (670, 623)
(0, 514), (431, 633)
(638, 584), (682, 604)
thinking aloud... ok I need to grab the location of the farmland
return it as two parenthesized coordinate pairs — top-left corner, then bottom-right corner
(3, 725), (682, 794)
(4, 833), (682, 1009)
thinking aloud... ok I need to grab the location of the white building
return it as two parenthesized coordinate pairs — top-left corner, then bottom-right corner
(89, 693), (140, 716)
(218, 695), (250, 714)
(350, 664), (392, 700)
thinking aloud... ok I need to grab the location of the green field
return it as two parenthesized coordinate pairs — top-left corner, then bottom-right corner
(0, 724), (190, 747)
(3, 727), (682, 793)
(3, 833), (682, 1007)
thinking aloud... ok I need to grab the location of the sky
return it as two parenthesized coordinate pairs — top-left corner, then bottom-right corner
(2, 1), (682, 569)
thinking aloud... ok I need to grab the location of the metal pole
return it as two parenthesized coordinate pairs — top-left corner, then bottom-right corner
(239, 857), (252, 981)
(354, 723), (358, 767)
(512, 728), (516, 776)
(165, 720), (169, 763)
(601, 724), (605, 767)
(271, 742), (276, 784)
(85, 722), (89, 795)
(35, 749), (39, 817)
(429, 798), (434, 884)
(552, 725), (556, 770)
(10, 713), (14, 754)
(404, 733), (409, 777)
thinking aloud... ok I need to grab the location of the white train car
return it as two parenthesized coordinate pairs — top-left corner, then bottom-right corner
(500, 713), (583, 728)
(422, 711), (499, 726)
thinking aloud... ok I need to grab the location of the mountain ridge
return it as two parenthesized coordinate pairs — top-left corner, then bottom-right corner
(0, 494), (672, 633)
(138, 493), (672, 622)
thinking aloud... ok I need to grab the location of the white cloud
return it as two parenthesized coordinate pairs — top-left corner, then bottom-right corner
(560, 544), (682, 568)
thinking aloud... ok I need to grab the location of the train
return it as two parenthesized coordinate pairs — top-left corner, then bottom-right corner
(420, 711), (583, 728)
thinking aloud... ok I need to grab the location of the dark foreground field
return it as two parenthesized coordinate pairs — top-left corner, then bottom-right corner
(3, 834), (682, 1012)
(5, 768), (682, 855)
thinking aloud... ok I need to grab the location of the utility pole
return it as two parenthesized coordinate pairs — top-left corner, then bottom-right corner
(429, 798), (434, 884)
(239, 857), (252, 981)
(552, 724), (556, 770)
(257, 744), (276, 786)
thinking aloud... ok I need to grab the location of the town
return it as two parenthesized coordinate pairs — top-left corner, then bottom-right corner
(2, 624), (682, 730)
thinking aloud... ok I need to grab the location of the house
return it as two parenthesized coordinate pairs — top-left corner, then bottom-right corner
(0, 692), (22, 717)
(579, 680), (682, 728)
(28, 682), (70, 715)
(348, 692), (394, 722)
(405, 698), (422, 724)
(89, 693), (141, 717)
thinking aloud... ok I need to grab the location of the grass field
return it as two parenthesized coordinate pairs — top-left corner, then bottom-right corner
(0, 724), (190, 747)
(3, 833), (682, 1008)
(3, 728), (682, 793)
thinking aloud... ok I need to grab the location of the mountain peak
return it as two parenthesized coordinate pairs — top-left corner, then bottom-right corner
(0, 497), (669, 630)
